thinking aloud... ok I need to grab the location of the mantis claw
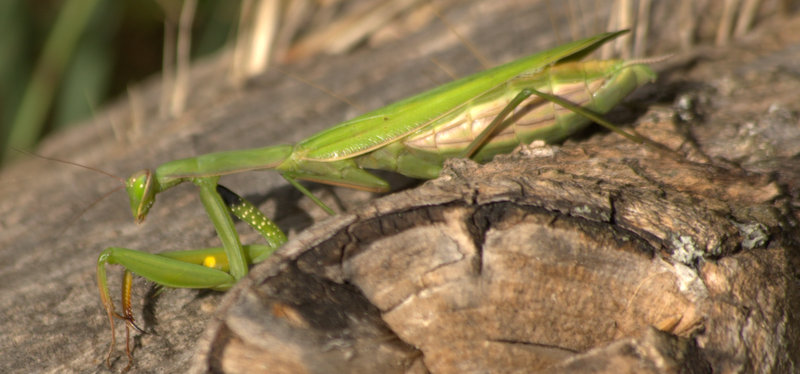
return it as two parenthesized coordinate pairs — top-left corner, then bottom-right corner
(125, 317), (146, 334)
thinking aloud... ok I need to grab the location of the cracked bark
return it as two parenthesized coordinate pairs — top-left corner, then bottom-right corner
(190, 14), (800, 374)
(192, 128), (797, 373)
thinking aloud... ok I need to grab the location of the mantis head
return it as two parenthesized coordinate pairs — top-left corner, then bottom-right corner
(126, 169), (157, 223)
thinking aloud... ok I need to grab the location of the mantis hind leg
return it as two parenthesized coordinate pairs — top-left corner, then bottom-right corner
(461, 87), (643, 159)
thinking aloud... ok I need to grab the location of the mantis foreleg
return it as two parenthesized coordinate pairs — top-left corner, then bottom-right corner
(97, 179), (286, 369)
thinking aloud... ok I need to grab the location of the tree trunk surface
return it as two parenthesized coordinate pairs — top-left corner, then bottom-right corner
(1, 1), (799, 373)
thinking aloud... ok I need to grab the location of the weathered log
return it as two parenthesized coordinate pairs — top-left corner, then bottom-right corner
(192, 120), (795, 373)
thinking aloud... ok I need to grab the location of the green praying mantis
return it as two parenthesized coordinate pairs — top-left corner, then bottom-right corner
(96, 30), (657, 370)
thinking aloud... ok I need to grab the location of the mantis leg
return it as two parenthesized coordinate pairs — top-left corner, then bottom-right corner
(461, 88), (541, 159)
(282, 176), (336, 215)
(96, 246), (238, 369)
(526, 88), (643, 143)
(461, 87), (643, 159)
(278, 158), (392, 215)
(194, 176), (249, 280)
(214, 184), (287, 251)
(97, 178), (286, 369)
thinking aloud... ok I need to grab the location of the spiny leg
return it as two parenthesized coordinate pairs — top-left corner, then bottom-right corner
(216, 184), (288, 250)
(97, 179), (287, 369)
(119, 270), (145, 371)
(97, 246), (238, 369)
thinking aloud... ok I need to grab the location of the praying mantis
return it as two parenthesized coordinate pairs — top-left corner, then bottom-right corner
(97, 30), (657, 370)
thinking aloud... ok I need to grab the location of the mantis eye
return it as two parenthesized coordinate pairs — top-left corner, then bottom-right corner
(126, 170), (156, 223)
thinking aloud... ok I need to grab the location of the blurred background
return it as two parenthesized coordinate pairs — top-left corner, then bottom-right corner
(0, 0), (239, 166)
(1, 0), (795, 168)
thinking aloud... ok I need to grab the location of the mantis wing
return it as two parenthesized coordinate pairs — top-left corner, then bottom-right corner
(295, 30), (629, 162)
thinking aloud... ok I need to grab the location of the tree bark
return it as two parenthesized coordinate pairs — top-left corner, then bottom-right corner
(192, 113), (797, 373)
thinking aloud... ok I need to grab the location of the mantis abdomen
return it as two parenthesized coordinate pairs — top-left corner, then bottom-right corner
(355, 59), (655, 178)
